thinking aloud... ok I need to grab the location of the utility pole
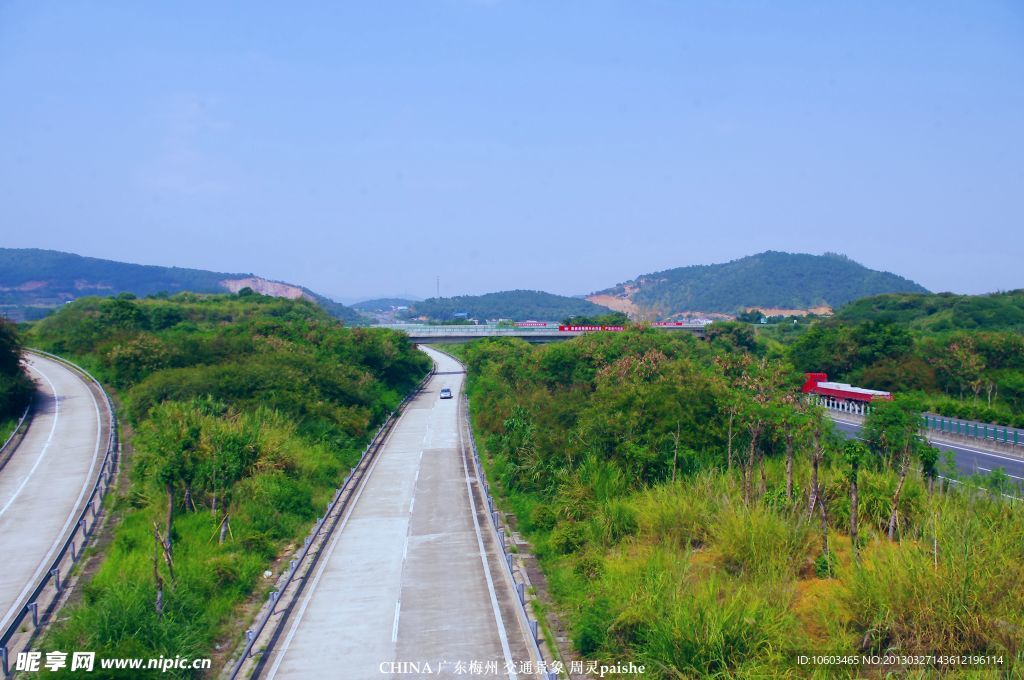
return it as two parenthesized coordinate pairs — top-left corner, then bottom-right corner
(436, 276), (440, 299)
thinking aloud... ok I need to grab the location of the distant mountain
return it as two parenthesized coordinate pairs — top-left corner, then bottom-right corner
(836, 290), (1024, 332)
(407, 290), (612, 321)
(0, 248), (363, 324)
(590, 251), (929, 319)
(351, 298), (418, 312)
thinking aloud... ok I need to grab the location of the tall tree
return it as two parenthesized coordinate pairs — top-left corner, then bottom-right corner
(843, 440), (869, 556)
(863, 399), (924, 540)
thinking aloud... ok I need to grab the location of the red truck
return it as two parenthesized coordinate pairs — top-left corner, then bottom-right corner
(801, 372), (893, 404)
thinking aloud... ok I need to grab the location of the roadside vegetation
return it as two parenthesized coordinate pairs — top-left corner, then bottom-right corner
(459, 331), (1024, 678)
(0, 318), (33, 428)
(25, 292), (430, 678)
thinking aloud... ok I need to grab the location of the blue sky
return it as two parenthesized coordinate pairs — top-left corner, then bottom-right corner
(1, 1), (1021, 301)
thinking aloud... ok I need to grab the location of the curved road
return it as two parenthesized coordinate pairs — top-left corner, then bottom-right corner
(263, 348), (534, 679)
(0, 353), (105, 635)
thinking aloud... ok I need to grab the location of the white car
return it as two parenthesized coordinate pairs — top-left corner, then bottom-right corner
(439, 388), (453, 399)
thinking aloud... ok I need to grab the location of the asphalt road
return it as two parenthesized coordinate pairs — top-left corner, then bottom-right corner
(263, 347), (533, 680)
(0, 353), (104, 635)
(830, 415), (1024, 492)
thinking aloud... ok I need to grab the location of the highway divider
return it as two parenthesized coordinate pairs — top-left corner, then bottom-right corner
(225, 365), (435, 680)
(1, 350), (119, 679)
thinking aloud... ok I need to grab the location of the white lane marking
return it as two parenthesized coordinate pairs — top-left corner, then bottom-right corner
(392, 601), (401, 642)
(0, 364), (60, 517)
(831, 417), (1024, 465)
(976, 466), (1024, 481)
(450, 368), (518, 678)
(0, 357), (103, 633)
(409, 496), (415, 514)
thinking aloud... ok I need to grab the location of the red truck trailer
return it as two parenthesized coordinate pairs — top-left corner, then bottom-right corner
(801, 372), (892, 404)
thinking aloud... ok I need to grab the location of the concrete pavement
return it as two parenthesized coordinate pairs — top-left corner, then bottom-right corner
(263, 347), (533, 680)
(0, 353), (104, 635)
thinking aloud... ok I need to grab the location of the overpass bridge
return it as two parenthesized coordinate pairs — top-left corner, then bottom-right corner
(375, 322), (708, 344)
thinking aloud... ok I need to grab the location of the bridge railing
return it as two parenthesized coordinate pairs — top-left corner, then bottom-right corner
(375, 323), (708, 337)
(1, 351), (119, 678)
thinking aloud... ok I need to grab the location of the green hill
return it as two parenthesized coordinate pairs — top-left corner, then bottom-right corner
(406, 289), (612, 321)
(0, 248), (362, 324)
(835, 290), (1024, 332)
(351, 298), (418, 312)
(593, 251), (928, 317)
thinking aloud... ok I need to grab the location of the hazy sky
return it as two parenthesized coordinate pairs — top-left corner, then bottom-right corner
(1, 2), (1021, 302)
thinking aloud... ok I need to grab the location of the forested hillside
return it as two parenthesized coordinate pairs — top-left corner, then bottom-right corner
(593, 251), (928, 317)
(405, 289), (611, 321)
(458, 332), (1023, 677)
(0, 248), (363, 324)
(836, 290), (1024, 332)
(27, 292), (430, 676)
(351, 297), (418, 312)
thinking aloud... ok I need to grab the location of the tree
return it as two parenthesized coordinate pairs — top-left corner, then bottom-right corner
(863, 398), (924, 540)
(135, 401), (205, 556)
(919, 444), (940, 494)
(843, 440), (869, 554)
(0, 319), (33, 419)
(706, 322), (758, 353)
(727, 357), (792, 503)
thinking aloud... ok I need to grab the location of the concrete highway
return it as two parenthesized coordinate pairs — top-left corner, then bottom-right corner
(0, 353), (105, 636)
(263, 347), (533, 680)
(830, 415), (1024, 493)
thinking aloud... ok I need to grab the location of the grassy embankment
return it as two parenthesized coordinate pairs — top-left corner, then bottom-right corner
(25, 293), (430, 678)
(457, 331), (1024, 678)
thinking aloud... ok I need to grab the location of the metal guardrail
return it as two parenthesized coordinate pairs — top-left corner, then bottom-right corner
(227, 366), (435, 680)
(1, 351), (119, 678)
(462, 393), (558, 680)
(921, 414), (1022, 448)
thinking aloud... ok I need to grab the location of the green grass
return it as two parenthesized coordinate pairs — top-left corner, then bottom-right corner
(0, 417), (16, 446)
(474, 418), (1024, 678)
